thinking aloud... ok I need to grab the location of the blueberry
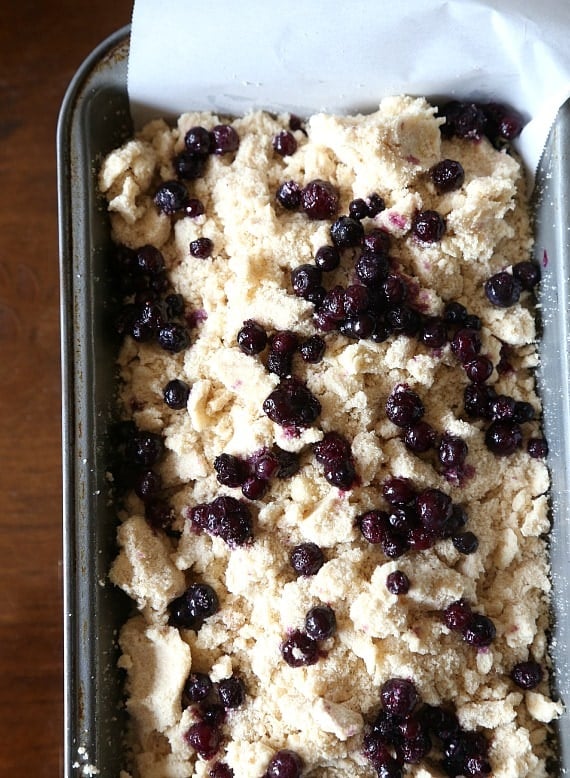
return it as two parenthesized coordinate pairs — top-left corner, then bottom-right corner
(407, 526), (437, 552)
(273, 130), (297, 156)
(511, 660), (543, 690)
(182, 672), (213, 706)
(165, 293), (185, 318)
(444, 599), (473, 631)
(138, 298), (166, 333)
(184, 721), (221, 759)
(381, 530), (410, 558)
(323, 458), (356, 489)
(299, 335), (326, 363)
(412, 210), (446, 243)
(363, 228), (390, 255)
(265, 749), (303, 778)
(355, 251), (390, 286)
(263, 378), (321, 428)
(314, 431), (351, 465)
(184, 126), (213, 155)
(463, 614), (496, 646)
(174, 151), (207, 180)
(267, 349), (293, 378)
(381, 275), (408, 306)
(419, 317), (448, 349)
(343, 284), (370, 316)
(314, 431), (356, 488)
(314, 245), (340, 271)
(430, 159), (465, 193)
(386, 305), (420, 336)
(157, 322), (190, 352)
(273, 446), (300, 478)
(490, 395), (516, 421)
(452, 531), (479, 555)
(441, 101), (487, 140)
(389, 508), (416, 536)
(154, 180), (188, 214)
(144, 499), (174, 532)
(415, 488), (452, 532)
(291, 264), (322, 298)
(396, 732), (431, 764)
(319, 285), (346, 322)
(304, 604), (337, 640)
(241, 475), (269, 501)
(211, 124), (239, 154)
(168, 583), (219, 630)
(330, 215), (364, 248)
(512, 260), (540, 290)
(366, 192), (386, 216)
(386, 386), (424, 428)
(213, 453), (248, 487)
(300, 179), (339, 220)
(289, 542), (325, 576)
(205, 495), (253, 547)
(134, 469), (162, 502)
(444, 504), (468, 537)
(485, 420), (523, 456)
(362, 731), (394, 769)
(381, 678), (419, 717)
(163, 379), (191, 409)
(200, 702), (226, 727)
(485, 271), (521, 307)
(185, 198), (205, 217)
(288, 115), (305, 132)
(251, 449), (279, 480)
(270, 330), (298, 354)
(125, 430), (164, 467)
(217, 675), (246, 708)
(450, 328), (481, 364)
(527, 438), (548, 458)
(484, 102), (524, 140)
(464, 384), (496, 419)
(513, 401), (535, 423)
(386, 570), (410, 595)
(137, 244), (165, 275)
(464, 356), (493, 383)
(383, 477), (416, 506)
(358, 510), (389, 544)
(190, 237), (213, 258)
(276, 180), (302, 210)
(404, 421), (436, 453)
(438, 435), (468, 469)
(443, 301), (468, 325)
(349, 197), (369, 220)
(465, 755), (492, 776)
(281, 630), (319, 667)
(237, 319), (268, 355)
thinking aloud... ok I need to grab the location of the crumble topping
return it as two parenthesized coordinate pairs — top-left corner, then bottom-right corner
(100, 96), (562, 777)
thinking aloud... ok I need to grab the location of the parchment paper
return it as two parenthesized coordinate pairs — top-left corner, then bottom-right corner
(128, 0), (570, 179)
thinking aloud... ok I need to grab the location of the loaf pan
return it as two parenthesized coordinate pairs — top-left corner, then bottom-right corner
(58, 26), (133, 778)
(57, 25), (569, 777)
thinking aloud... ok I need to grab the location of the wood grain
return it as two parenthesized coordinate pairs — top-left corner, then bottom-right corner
(0, 1), (133, 774)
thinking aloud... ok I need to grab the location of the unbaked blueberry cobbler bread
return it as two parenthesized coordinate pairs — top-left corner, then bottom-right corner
(98, 96), (563, 778)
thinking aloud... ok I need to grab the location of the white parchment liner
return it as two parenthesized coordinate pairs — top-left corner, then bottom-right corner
(128, 0), (570, 183)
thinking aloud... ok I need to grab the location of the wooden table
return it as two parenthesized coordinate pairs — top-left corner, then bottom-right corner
(0, 2), (133, 774)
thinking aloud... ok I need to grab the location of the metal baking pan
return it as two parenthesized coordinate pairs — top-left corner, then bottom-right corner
(58, 25), (569, 778)
(58, 26), (133, 778)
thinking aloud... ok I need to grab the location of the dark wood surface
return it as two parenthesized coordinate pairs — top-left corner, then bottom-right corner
(0, 2), (133, 774)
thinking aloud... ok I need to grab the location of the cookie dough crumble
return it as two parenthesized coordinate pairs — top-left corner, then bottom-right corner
(99, 96), (562, 777)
